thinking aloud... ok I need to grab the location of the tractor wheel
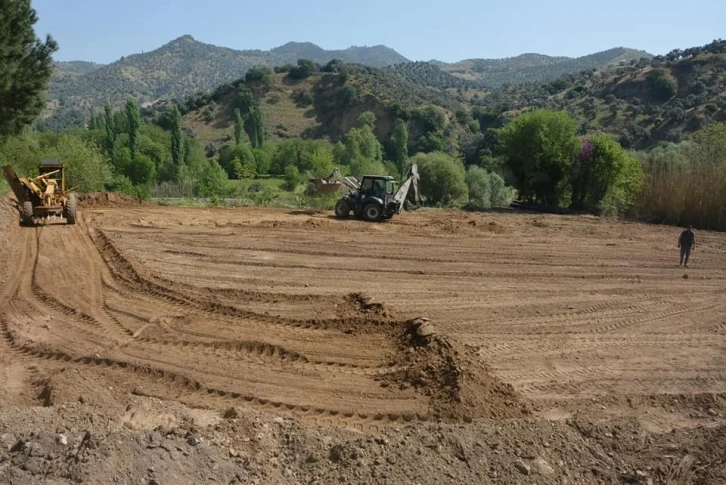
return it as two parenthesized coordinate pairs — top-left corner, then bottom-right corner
(363, 203), (383, 222)
(64, 194), (77, 225)
(21, 201), (34, 227)
(334, 199), (350, 218)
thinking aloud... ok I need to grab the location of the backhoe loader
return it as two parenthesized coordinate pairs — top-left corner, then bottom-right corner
(310, 164), (421, 222)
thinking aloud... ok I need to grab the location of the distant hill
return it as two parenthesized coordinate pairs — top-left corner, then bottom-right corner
(43, 35), (410, 130)
(146, 61), (466, 152)
(472, 40), (726, 148)
(441, 47), (652, 87)
(53, 61), (105, 76)
(386, 61), (482, 89)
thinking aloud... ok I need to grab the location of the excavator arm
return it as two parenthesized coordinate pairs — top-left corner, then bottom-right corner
(392, 163), (421, 212)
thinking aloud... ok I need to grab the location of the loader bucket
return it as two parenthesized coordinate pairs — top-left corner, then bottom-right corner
(2, 165), (30, 204)
(309, 178), (342, 194)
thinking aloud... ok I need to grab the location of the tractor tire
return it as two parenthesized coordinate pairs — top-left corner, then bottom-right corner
(64, 194), (77, 225)
(334, 199), (350, 218)
(21, 201), (34, 227)
(363, 203), (383, 222)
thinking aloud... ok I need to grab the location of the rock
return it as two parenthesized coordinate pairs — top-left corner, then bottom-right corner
(27, 441), (45, 458)
(223, 407), (240, 419)
(57, 434), (68, 446)
(329, 445), (344, 463)
(186, 435), (201, 446)
(534, 457), (555, 476)
(592, 450), (614, 467)
(514, 460), (531, 475)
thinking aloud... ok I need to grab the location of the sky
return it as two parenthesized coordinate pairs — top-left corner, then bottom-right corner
(33, 0), (725, 64)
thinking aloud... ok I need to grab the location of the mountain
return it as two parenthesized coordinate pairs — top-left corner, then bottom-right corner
(271, 42), (408, 67)
(440, 47), (652, 87)
(43, 35), (409, 130)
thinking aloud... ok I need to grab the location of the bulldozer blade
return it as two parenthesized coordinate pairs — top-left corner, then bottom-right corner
(2, 165), (30, 204)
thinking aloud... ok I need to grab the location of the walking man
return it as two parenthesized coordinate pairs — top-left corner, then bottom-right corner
(678, 225), (696, 267)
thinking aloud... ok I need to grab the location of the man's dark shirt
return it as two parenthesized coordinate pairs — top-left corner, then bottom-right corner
(679, 229), (695, 248)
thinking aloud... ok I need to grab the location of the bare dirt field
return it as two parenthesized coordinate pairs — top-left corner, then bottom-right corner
(1, 196), (725, 484)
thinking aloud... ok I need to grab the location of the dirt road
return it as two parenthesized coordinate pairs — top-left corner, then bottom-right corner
(1, 199), (725, 483)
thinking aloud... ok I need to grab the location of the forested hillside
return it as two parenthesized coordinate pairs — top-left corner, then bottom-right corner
(441, 47), (651, 87)
(472, 40), (726, 148)
(43, 36), (409, 131)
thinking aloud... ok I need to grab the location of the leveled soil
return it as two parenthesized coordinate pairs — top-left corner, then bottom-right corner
(1, 198), (725, 484)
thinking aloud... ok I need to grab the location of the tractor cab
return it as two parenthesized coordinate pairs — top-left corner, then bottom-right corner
(359, 175), (397, 200)
(38, 159), (66, 191)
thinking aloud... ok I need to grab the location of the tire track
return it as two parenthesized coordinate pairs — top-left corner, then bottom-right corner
(0, 314), (434, 431)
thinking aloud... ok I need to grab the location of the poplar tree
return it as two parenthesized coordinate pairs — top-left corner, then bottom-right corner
(170, 104), (185, 172)
(125, 99), (140, 159)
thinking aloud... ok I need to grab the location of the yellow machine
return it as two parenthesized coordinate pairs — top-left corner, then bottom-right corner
(2, 160), (77, 226)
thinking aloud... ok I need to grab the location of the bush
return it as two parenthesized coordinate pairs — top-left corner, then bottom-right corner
(410, 152), (467, 206)
(465, 166), (514, 209)
(197, 160), (228, 198)
(571, 135), (643, 215)
(284, 165), (302, 191)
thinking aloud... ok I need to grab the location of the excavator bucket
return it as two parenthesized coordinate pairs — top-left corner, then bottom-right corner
(2, 165), (30, 204)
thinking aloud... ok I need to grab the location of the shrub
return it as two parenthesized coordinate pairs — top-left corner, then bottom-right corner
(410, 152), (467, 206)
(465, 166), (514, 209)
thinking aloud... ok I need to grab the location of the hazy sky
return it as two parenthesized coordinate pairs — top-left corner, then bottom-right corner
(33, 0), (724, 64)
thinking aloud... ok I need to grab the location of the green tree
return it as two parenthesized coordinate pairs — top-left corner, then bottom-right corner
(410, 152), (468, 206)
(571, 135), (643, 214)
(104, 104), (116, 155)
(233, 156), (256, 179)
(0, 0), (58, 135)
(170, 104), (185, 178)
(244, 105), (265, 149)
(284, 165), (301, 191)
(252, 148), (272, 175)
(197, 160), (228, 198)
(465, 166), (513, 209)
(0, 131), (111, 192)
(125, 99), (141, 159)
(238, 86), (254, 113)
(336, 114), (383, 169)
(245, 66), (273, 90)
(288, 59), (317, 80)
(233, 108), (243, 146)
(218, 143), (255, 179)
(392, 118), (409, 173)
(498, 109), (580, 206)
(648, 69), (676, 101)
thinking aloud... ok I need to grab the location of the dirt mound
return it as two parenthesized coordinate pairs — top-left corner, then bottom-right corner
(377, 320), (529, 422)
(77, 192), (147, 207)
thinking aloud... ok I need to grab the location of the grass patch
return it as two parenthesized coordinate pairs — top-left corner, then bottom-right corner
(0, 178), (9, 196)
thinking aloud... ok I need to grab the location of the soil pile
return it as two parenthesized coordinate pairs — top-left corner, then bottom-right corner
(378, 320), (529, 422)
(77, 192), (146, 207)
